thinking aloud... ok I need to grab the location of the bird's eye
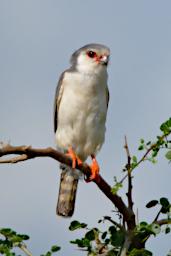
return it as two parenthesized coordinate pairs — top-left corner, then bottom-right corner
(87, 51), (96, 58)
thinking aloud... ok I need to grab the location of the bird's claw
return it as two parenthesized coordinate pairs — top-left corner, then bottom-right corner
(66, 147), (82, 169)
(85, 156), (100, 182)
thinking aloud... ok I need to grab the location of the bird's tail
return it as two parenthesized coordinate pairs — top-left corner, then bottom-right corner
(56, 165), (79, 217)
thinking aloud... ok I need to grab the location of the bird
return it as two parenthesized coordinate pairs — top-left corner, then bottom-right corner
(54, 43), (110, 217)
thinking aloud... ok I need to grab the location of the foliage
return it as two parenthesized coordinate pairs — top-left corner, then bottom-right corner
(69, 196), (171, 255)
(0, 228), (29, 255)
(69, 118), (171, 255)
(70, 219), (124, 255)
(111, 177), (123, 194)
(0, 228), (60, 256)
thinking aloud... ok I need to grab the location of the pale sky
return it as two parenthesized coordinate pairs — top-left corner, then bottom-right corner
(0, 1), (171, 255)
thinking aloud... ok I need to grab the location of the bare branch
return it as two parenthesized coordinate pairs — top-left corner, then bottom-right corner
(0, 154), (28, 163)
(0, 143), (136, 230)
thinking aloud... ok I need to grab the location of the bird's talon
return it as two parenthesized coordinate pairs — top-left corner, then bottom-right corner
(85, 157), (100, 182)
(66, 147), (83, 169)
(77, 157), (83, 166)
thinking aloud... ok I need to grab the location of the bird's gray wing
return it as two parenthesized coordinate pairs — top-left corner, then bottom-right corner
(106, 86), (110, 109)
(54, 70), (79, 217)
(54, 71), (65, 133)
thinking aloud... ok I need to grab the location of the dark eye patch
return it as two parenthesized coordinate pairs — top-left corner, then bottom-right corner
(87, 51), (96, 58)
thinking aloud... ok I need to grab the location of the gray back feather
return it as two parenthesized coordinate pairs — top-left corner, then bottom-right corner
(54, 72), (65, 133)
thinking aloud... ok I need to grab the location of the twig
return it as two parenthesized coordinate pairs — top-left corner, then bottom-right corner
(124, 136), (134, 211)
(103, 216), (125, 232)
(0, 143), (136, 230)
(155, 218), (171, 226)
(18, 243), (32, 256)
(153, 208), (162, 222)
(120, 132), (171, 184)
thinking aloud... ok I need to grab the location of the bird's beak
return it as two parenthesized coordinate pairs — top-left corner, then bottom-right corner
(99, 55), (109, 66)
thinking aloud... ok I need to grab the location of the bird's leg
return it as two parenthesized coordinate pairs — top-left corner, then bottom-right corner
(85, 154), (100, 182)
(66, 147), (83, 169)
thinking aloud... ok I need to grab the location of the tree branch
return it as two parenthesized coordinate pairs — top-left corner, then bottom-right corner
(120, 233), (132, 256)
(155, 218), (171, 226)
(0, 143), (135, 230)
(124, 136), (134, 211)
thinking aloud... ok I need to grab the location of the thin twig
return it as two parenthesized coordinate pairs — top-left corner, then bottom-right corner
(124, 136), (134, 211)
(153, 208), (162, 222)
(103, 216), (125, 232)
(120, 132), (171, 184)
(155, 218), (171, 226)
(18, 243), (32, 256)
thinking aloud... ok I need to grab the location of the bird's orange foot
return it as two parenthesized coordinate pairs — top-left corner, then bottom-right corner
(66, 147), (83, 169)
(85, 155), (100, 182)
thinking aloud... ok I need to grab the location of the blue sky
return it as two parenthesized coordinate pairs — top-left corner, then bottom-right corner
(0, 0), (171, 255)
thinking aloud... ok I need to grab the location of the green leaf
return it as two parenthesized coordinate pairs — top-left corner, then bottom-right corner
(10, 235), (23, 243)
(152, 150), (158, 157)
(101, 231), (107, 240)
(85, 230), (95, 241)
(160, 118), (171, 134)
(51, 245), (61, 252)
(165, 227), (170, 234)
(132, 156), (137, 163)
(139, 222), (148, 227)
(138, 145), (144, 150)
(69, 220), (87, 231)
(70, 239), (84, 247)
(70, 238), (91, 248)
(160, 197), (170, 208)
(0, 228), (15, 238)
(110, 230), (124, 247)
(108, 226), (117, 234)
(17, 234), (30, 241)
(45, 252), (51, 256)
(140, 139), (144, 144)
(111, 182), (123, 194)
(146, 200), (158, 208)
(165, 151), (171, 160)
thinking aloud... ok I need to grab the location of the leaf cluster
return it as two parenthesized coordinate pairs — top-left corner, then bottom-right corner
(146, 197), (170, 214)
(0, 228), (60, 256)
(40, 245), (61, 256)
(69, 220), (125, 255)
(0, 228), (29, 255)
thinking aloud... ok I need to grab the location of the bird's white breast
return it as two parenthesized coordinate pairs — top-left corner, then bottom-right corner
(56, 70), (108, 161)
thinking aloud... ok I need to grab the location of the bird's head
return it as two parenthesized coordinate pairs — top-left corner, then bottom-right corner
(70, 43), (110, 75)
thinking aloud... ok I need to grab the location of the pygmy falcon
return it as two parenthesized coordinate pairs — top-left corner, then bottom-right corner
(54, 43), (110, 217)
